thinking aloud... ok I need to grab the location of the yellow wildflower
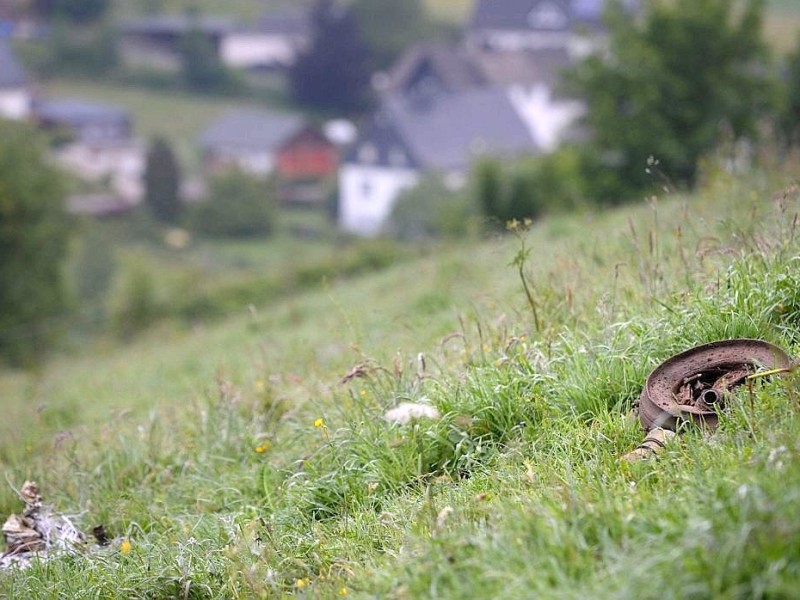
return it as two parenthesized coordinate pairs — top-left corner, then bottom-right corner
(360, 389), (367, 397)
(120, 539), (132, 554)
(296, 577), (311, 589)
(339, 587), (348, 596)
(314, 418), (325, 428)
(255, 442), (269, 453)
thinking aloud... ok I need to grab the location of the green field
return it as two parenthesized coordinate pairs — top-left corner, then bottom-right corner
(2, 156), (800, 596)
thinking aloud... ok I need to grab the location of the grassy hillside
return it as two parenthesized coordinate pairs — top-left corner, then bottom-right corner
(2, 155), (800, 596)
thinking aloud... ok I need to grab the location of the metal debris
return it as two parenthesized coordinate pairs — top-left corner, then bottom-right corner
(638, 339), (792, 431)
(1, 481), (86, 570)
(624, 339), (794, 461)
(620, 426), (677, 461)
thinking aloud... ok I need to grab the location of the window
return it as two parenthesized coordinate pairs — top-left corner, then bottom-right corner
(361, 179), (373, 200)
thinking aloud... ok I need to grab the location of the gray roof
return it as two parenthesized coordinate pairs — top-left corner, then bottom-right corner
(468, 46), (572, 89)
(384, 42), (486, 96)
(471, 0), (573, 32)
(256, 8), (310, 37)
(0, 39), (27, 88)
(383, 88), (539, 172)
(121, 14), (239, 37)
(33, 98), (129, 125)
(199, 108), (305, 152)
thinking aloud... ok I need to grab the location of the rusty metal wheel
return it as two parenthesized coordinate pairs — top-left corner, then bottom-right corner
(638, 339), (793, 431)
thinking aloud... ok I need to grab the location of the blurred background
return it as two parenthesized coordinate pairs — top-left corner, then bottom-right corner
(1, 0), (799, 367)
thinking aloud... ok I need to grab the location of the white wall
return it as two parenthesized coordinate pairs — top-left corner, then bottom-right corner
(507, 84), (585, 152)
(339, 163), (420, 236)
(0, 88), (31, 120)
(56, 141), (146, 201)
(220, 33), (299, 68)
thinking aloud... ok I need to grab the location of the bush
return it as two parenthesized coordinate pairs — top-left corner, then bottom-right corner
(0, 121), (71, 365)
(109, 260), (161, 339)
(187, 171), (277, 238)
(387, 174), (479, 241)
(473, 148), (586, 227)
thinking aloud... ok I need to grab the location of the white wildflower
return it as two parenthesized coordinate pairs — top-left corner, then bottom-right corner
(384, 402), (440, 424)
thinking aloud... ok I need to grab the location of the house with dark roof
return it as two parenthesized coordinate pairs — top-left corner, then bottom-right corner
(467, 0), (637, 56)
(32, 98), (145, 202)
(120, 9), (310, 72)
(339, 88), (539, 236)
(199, 108), (337, 185)
(0, 39), (31, 120)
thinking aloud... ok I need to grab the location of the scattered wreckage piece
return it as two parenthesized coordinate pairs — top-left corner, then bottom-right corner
(1, 481), (86, 570)
(622, 339), (794, 461)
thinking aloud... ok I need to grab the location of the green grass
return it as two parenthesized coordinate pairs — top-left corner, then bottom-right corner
(2, 157), (800, 597)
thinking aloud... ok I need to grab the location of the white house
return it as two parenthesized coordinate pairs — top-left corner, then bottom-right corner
(339, 88), (540, 236)
(220, 9), (309, 69)
(467, 0), (638, 58)
(0, 39), (31, 120)
(120, 10), (310, 72)
(33, 98), (145, 202)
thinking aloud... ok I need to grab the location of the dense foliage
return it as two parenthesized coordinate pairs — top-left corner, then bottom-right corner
(0, 121), (70, 365)
(474, 149), (585, 226)
(188, 170), (276, 238)
(570, 0), (773, 199)
(387, 174), (478, 241)
(179, 28), (236, 93)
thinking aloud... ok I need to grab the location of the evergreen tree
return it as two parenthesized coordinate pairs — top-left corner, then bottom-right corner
(569, 0), (773, 199)
(180, 27), (233, 93)
(144, 138), (182, 224)
(53, 0), (109, 23)
(289, 0), (372, 113)
(0, 121), (71, 365)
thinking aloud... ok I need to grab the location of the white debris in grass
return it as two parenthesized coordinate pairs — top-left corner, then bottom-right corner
(1, 481), (86, 570)
(384, 401), (440, 425)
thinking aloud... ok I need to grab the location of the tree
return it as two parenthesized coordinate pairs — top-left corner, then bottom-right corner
(779, 37), (800, 146)
(180, 27), (234, 93)
(387, 174), (478, 241)
(352, 0), (430, 71)
(53, 0), (109, 23)
(144, 138), (182, 225)
(569, 0), (773, 199)
(0, 120), (71, 365)
(289, 0), (372, 113)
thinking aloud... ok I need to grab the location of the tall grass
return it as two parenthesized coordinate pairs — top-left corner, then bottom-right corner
(2, 161), (800, 597)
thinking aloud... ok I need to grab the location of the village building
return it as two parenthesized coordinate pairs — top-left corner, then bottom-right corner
(466, 0), (638, 58)
(199, 108), (338, 204)
(120, 9), (309, 72)
(339, 88), (539, 236)
(0, 39), (31, 120)
(32, 98), (145, 204)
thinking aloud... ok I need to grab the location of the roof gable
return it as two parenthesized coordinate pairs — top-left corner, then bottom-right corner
(0, 39), (27, 88)
(384, 42), (486, 99)
(199, 108), (305, 152)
